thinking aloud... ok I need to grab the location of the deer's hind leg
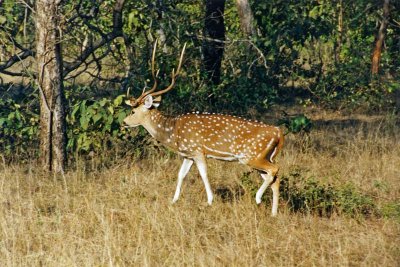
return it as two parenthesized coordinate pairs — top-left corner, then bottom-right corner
(247, 158), (280, 216)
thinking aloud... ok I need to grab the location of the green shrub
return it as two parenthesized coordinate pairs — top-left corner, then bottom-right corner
(280, 169), (377, 218)
(0, 98), (39, 157)
(240, 168), (378, 218)
(66, 95), (128, 152)
(278, 114), (312, 134)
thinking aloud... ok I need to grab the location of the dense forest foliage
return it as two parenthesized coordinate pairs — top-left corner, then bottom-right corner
(0, 0), (399, 168)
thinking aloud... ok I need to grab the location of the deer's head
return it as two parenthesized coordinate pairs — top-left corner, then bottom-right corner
(123, 95), (162, 127)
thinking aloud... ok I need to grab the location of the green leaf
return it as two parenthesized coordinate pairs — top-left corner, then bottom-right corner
(309, 6), (319, 19)
(99, 98), (108, 107)
(8, 112), (15, 120)
(67, 138), (75, 150)
(0, 15), (6, 24)
(107, 115), (114, 125)
(15, 110), (22, 122)
(71, 104), (80, 120)
(92, 113), (102, 124)
(113, 95), (125, 106)
(117, 111), (127, 124)
(80, 100), (87, 114)
(87, 106), (96, 116)
(82, 139), (92, 151)
(128, 10), (140, 28)
(80, 116), (89, 130)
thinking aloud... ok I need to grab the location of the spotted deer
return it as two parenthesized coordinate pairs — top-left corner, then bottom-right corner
(123, 42), (284, 216)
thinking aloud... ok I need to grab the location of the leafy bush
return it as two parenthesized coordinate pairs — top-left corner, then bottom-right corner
(66, 95), (128, 152)
(309, 63), (395, 109)
(278, 114), (312, 134)
(280, 169), (377, 218)
(0, 98), (39, 156)
(0, 86), (160, 162)
(240, 169), (378, 218)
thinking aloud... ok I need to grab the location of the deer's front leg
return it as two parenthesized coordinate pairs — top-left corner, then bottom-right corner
(172, 158), (194, 203)
(194, 155), (213, 205)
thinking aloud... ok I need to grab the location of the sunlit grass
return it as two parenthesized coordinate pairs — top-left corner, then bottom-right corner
(0, 112), (399, 266)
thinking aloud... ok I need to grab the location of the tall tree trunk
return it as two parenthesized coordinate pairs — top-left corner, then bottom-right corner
(203, 0), (226, 85)
(371, 0), (390, 75)
(36, 0), (66, 173)
(235, 0), (255, 37)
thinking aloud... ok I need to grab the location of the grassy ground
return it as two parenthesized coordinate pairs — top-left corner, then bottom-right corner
(0, 110), (399, 266)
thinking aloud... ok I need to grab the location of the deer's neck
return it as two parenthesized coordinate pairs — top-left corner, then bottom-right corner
(142, 109), (177, 147)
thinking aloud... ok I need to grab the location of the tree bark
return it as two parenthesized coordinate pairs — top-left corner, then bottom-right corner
(371, 0), (390, 75)
(203, 0), (226, 85)
(235, 0), (255, 37)
(36, 0), (67, 173)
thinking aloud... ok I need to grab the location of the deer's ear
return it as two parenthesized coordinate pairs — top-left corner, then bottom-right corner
(143, 95), (154, 109)
(152, 95), (162, 108)
(143, 95), (161, 109)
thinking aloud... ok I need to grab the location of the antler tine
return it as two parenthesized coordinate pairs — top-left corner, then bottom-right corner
(141, 80), (148, 95)
(151, 42), (187, 97)
(147, 40), (159, 94)
(175, 42), (187, 76)
(135, 40), (159, 104)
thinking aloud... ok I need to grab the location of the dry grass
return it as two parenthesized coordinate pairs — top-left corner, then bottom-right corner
(0, 112), (399, 266)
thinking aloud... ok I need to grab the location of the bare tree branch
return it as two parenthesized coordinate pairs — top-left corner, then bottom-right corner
(0, 69), (30, 77)
(86, 71), (124, 83)
(64, 43), (112, 80)
(63, 0), (125, 76)
(0, 28), (35, 75)
(0, 49), (35, 73)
